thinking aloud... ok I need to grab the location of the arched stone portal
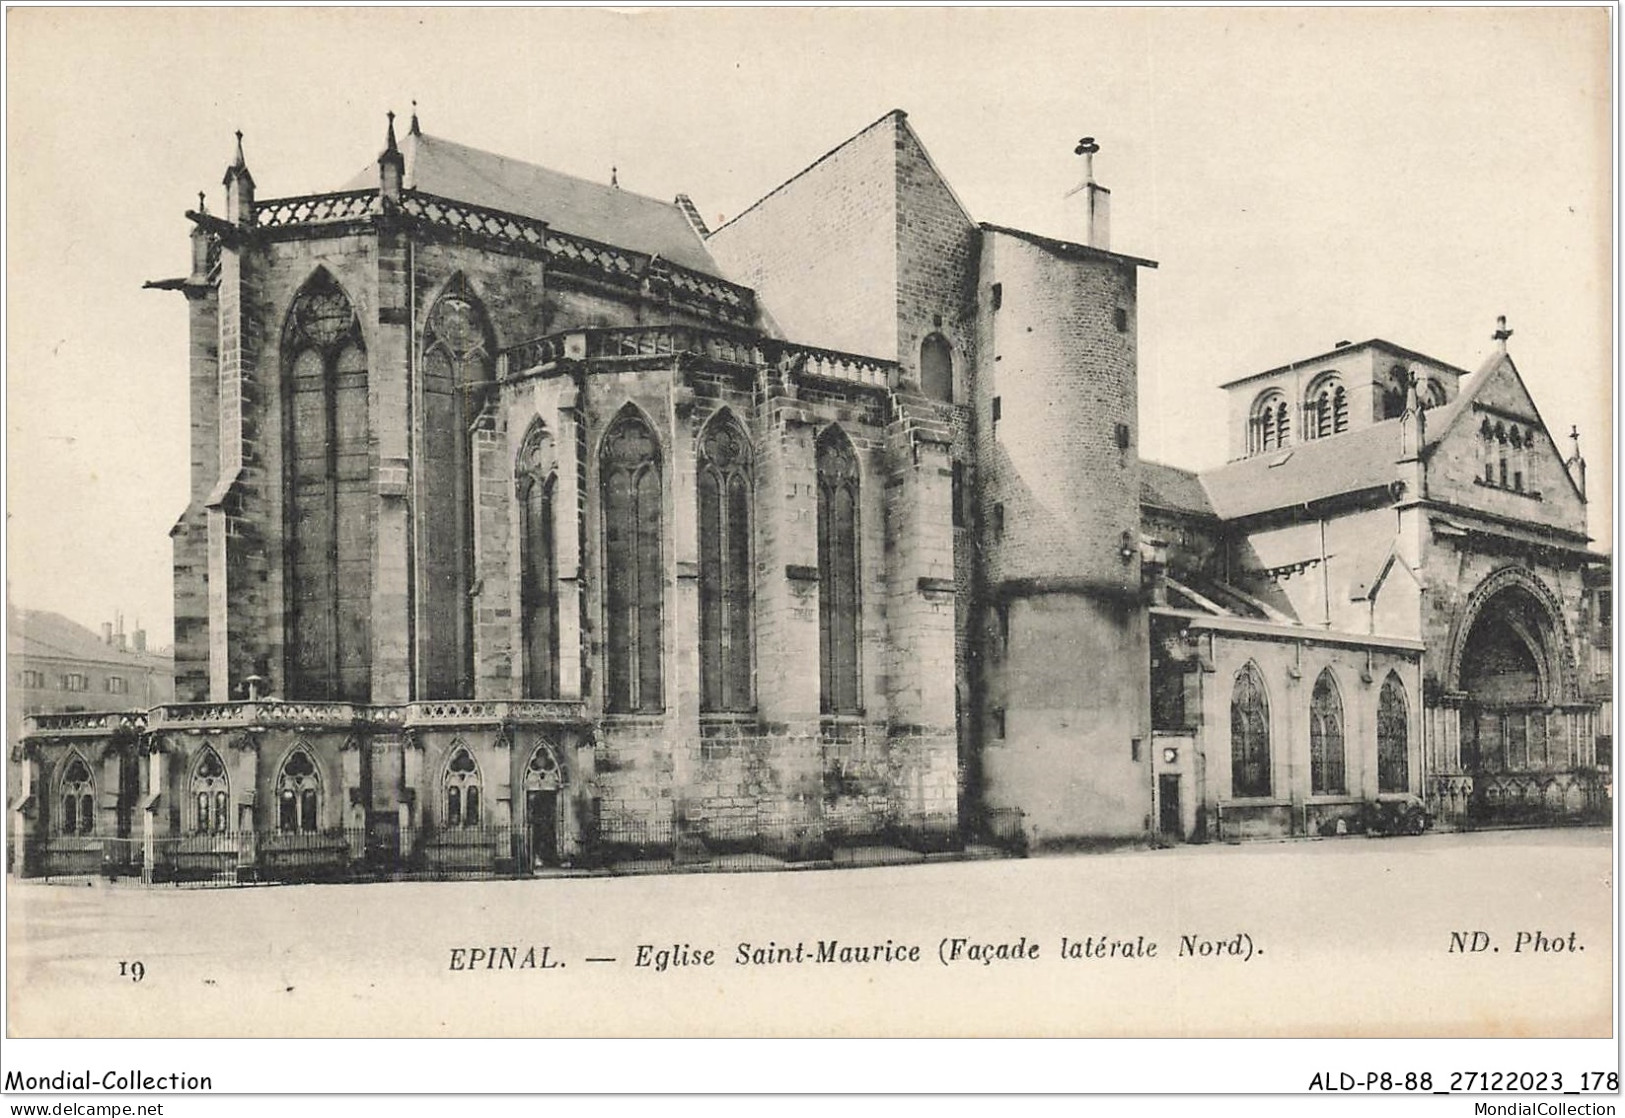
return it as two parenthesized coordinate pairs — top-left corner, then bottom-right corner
(1452, 579), (1579, 822)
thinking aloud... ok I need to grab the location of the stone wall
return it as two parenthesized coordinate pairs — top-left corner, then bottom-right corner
(706, 112), (900, 358)
(970, 227), (1151, 844)
(975, 230), (1142, 593)
(1193, 628), (1423, 839)
(1423, 355), (1589, 537)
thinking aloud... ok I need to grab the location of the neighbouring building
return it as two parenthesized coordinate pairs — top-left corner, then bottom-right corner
(7, 608), (172, 870)
(8, 609), (172, 744)
(10, 108), (1610, 881)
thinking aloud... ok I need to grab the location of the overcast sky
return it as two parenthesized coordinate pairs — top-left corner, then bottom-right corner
(6, 7), (1612, 647)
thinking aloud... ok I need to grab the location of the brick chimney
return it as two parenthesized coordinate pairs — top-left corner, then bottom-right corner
(1070, 137), (1111, 250)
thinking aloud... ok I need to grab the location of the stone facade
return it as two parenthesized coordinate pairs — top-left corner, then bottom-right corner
(1170, 338), (1610, 838)
(11, 109), (1610, 880)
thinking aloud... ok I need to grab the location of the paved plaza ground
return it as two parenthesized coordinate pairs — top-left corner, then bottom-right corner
(4, 828), (1612, 1040)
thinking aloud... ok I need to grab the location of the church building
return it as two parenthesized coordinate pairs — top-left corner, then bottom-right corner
(10, 108), (1610, 880)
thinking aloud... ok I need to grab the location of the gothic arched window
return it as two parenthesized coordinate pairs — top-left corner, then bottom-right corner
(1309, 669), (1346, 795)
(1378, 672), (1410, 793)
(1424, 379), (1447, 409)
(1495, 422), (1509, 487)
(817, 427), (861, 715)
(698, 414), (753, 711)
(421, 276), (495, 700)
(284, 271), (371, 702)
(920, 333), (954, 403)
(59, 756), (94, 836)
(517, 423), (559, 699)
(277, 748), (321, 834)
(1230, 664), (1270, 798)
(443, 745), (482, 828)
(1480, 419), (1497, 483)
(191, 748), (230, 835)
(1250, 391), (1290, 454)
(602, 410), (663, 713)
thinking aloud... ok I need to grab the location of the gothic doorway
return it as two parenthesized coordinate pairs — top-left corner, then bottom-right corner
(524, 743), (564, 869)
(1457, 584), (1560, 823)
(527, 791), (558, 866)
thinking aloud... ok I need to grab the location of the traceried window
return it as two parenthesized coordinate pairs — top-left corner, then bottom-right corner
(1309, 669), (1346, 795)
(1230, 664), (1271, 798)
(516, 423), (559, 700)
(191, 748), (230, 835)
(817, 427), (861, 715)
(443, 745), (482, 828)
(284, 270), (371, 702)
(1378, 672), (1410, 794)
(421, 276), (495, 700)
(920, 333), (954, 403)
(698, 414), (753, 711)
(526, 744), (562, 791)
(277, 748), (321, 834)
(1249, 391), (1291, 455)
(59, 756), (94, 835)
(602, 410), (663, 713)
(1305, 376), (1348, 439)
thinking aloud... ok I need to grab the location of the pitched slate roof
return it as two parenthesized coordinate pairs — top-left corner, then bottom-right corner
(1165, 575), (1279, 621)
(8, 607), (172, 670)
(343, 132), (723, 277)
(1198, 419), (1406, 520)
(1140, 460), (1215, 517)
